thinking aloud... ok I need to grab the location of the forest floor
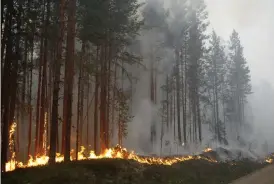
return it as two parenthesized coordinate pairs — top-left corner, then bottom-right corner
(2, 158), (270, 184)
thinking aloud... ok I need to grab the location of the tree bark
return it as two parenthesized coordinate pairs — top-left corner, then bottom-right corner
(94, 46), (99, 155)
(28, 40), (34, 158)
(39, 0), (50, 155)
(76, 41), (85, 160)
(35, 1), (45, 155)
(64, 0), (76, 162)
(175, 49), (182, 144)
(1, 0), (14, 172)
(49, 0), (65, 164)
(100, 44), (107, 153)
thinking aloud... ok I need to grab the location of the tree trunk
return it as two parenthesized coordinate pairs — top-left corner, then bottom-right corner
(111, 63), (117, 143)
(39, 0), (50, 155)
(49, 0), (65, 164)
(64, 0), (76, 162)
(93, 46), (99, 155)
(197, 95), (202, 142)
(86, 75), (90, 148)
(35, 40), (43, 156)
(100, 44), (107, 153)
(28, 40), (34, 158)
(105, 42), (112, 148)
(166, 76), (169, 131)
(76, 41), (85, 160)
(1, 2), (21, 171)
(175, 50), (182, 145)
(1, 0), (13, 172)
(182, 47), (187, 144)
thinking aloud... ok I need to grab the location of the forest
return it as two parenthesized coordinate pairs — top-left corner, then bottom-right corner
(1, 0), (254, 174)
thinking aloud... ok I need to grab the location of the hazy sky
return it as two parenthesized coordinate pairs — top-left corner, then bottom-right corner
(205, 0), (274, 86)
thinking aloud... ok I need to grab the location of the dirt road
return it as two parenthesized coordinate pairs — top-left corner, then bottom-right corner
(231, 164), (274, 184)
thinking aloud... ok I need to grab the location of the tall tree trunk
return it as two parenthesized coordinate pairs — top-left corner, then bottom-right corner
(76, 41), (85, 160)
(1, 0), (14, 172)
(175, 50), (182, 144)
(1, 2), (21, 171)
(39, 0), (50, 155)
(86, 75), (90, 148)
(170, 81), (173, 136)
(197, 96), (202, 142)
(105, 44), (111, 148)
(79, 73), (84, 149)
(173, 87), (176, 141)
(64, 0), (76, 162)
(150, 56), (155, 145)
(93, 47), (99, 155)
(35, 36), (43, 156)
(111, 63), (117, 143)
(28, 40), (34, 158)
(166, 76), (169, 131)
(49, 0), (65, 164)
(182, 47), (187, 144)
(21, 38), (28, 155)
(100, 44), (107, 153)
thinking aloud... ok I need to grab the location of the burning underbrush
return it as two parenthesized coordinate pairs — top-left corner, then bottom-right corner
(5, 144), (273, 173)
(2, 155), (269, 184)
(5, 145), (216, 172)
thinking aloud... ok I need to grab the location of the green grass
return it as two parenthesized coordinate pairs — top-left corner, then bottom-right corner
(1, 159), (267, 184)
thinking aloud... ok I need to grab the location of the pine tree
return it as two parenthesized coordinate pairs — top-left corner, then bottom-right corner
(227, 30), (251, 140)
(207, 30), (228, 144)
(187, 0), (209, 143)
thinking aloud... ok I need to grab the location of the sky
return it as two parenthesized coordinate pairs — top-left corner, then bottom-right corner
(204, 0), (274, 86)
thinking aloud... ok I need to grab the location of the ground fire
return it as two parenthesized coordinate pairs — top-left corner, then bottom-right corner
(5, 144), (216, 172)
(5, 120), (274, 172)
(7, 116), (274, 173)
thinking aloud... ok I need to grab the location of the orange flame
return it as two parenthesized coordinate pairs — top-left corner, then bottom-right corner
(6, 120), (20, 171)
(265, 153), (274, 164)
(5, 143), (273, 172)
(5, 145), (217, 172)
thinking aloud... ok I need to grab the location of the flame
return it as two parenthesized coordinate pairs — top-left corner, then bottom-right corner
(265, 158), (273, 164)
(5, 145), (218, 172)
(265, 153), (274, 164)
(6, 120), (21, 172)
(42, 112), (48, 155)
(203, 148), (213, 153)
(9, 120), (16, 149)
(4, 143), (273, 172)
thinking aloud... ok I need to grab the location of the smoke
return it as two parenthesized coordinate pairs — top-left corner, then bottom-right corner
(205, 0), (274, 156)
(17, 0), (273, 162)
(124, 0), (274, 160)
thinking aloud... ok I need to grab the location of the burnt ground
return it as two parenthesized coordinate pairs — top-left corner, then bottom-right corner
(2, 158), (269, 184)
